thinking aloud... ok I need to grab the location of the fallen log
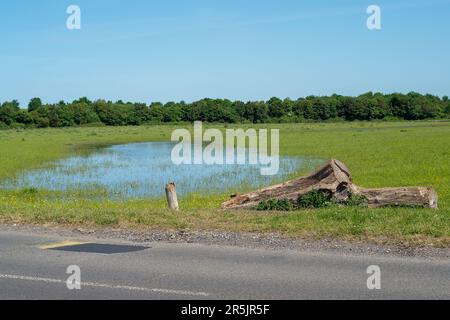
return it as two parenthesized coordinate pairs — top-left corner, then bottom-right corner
(221, 159), (438, 210)
(353, 185), (437, 209)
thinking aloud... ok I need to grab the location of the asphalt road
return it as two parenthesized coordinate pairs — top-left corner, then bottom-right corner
(0, 229), (449, 300)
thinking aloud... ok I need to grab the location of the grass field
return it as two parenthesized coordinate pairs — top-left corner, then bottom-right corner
(0, 121), (449, 246)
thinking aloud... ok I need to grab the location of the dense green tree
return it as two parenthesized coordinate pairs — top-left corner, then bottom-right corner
(232, 100), (253, 122)
(161, 102), (182, 122)
(0, 93), (448, 129)
(28, 97), (43, 112)
(133, 103), (151, 124)
(267, 97), (285, 118)
(96, 101), (136, 126)
(15, 110), (33, 124)
(73, 97), (92, 105)
(444, 97), (450, 117)
(0, 100), (20, 125)
(69, 103), (100, 125)
(389, 93), (411, 119)
(148, 102), (165, 122)
(247, 101), (269, 123)
(312, 97), (337, 120)
(294, 97), (312, 120)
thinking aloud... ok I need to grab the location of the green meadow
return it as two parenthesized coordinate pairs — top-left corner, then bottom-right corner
(0, 121), (449, 246)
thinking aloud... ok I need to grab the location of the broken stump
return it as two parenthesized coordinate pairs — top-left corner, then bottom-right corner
(221, 159), (437, 210)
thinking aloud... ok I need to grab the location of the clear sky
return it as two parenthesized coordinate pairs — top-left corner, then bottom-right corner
(1, 0), (449, 105)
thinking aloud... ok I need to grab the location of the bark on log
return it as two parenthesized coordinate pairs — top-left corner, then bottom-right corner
(221, 159), (438, 210)
(353, 185), (438, 209)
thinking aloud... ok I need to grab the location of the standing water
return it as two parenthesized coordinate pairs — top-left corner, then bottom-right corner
(0, 142), (322, 199)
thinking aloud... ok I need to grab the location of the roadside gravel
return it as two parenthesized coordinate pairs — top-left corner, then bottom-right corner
(1, 223), (449, 260)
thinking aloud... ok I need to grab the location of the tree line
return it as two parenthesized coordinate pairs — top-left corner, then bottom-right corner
(1, 92), (450, 128)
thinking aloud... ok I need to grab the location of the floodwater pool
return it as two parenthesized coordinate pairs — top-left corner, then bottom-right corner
(0, 142), (322, 199)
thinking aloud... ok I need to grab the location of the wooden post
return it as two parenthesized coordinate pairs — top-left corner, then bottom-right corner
(165, 182), (179, 211)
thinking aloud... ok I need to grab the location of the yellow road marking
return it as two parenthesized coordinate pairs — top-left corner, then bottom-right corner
(38, 241), (90, 250)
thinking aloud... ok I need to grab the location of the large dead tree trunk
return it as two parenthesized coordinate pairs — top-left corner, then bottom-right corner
(221, 159), (438, 210)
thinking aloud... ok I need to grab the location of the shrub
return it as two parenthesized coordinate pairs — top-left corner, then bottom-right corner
(21, 187), (39, 195)
(256, 191), (369, 211)
(256, 199), (294, 211)
(297, 190), (332, 208)
(343, 194), (368, 207)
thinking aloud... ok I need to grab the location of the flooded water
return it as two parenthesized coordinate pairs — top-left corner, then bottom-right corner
(0, 142), (322, 199)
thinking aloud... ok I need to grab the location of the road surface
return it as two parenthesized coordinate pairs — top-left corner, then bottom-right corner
(0, 229), (448, 299)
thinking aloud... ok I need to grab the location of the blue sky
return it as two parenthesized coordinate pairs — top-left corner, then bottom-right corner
(1, 0), (449, 105)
